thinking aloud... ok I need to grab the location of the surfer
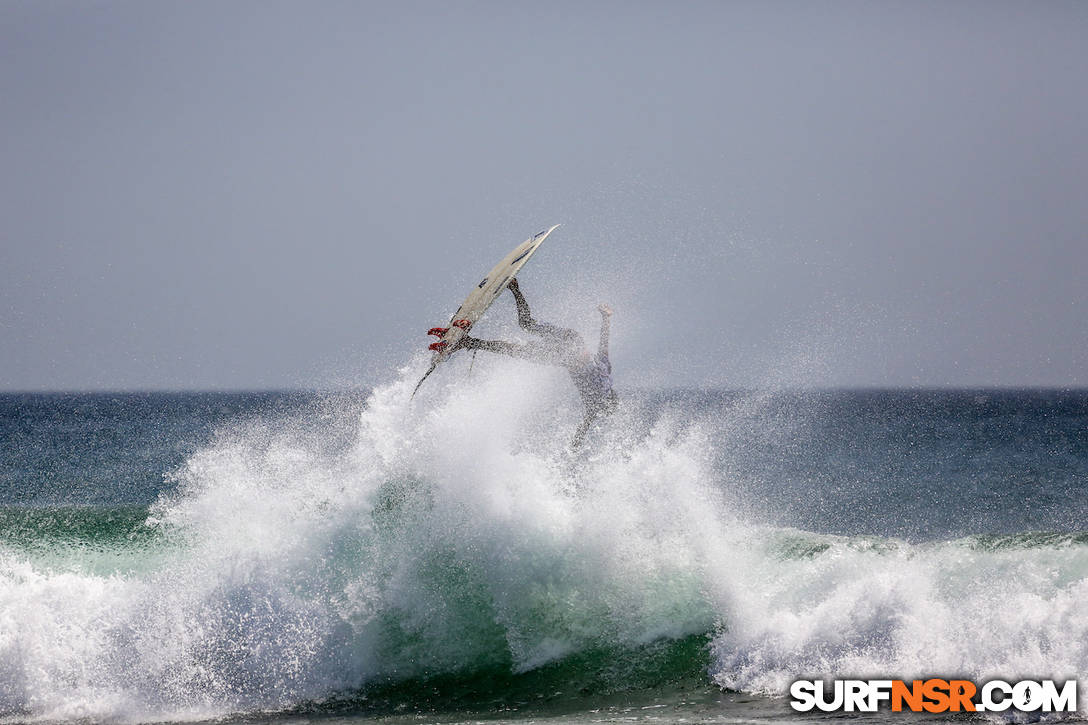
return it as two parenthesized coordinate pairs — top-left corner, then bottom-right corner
(459, 278), (616, 447)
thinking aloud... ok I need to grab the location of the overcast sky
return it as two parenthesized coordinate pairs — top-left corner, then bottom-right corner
(2, 0), (1085, 390)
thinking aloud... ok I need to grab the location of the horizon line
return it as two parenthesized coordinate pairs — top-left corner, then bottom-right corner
(1, 385), (1087, 395)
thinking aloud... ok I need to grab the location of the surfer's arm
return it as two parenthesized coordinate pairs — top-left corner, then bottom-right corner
(571, 411), (595, 450)
(597, 304), (612, 359)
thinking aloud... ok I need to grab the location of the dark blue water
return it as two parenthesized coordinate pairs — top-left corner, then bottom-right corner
(0, 392), (364, 506)
(1, 382), (1086, 723)
(705, 389), (1088, 539)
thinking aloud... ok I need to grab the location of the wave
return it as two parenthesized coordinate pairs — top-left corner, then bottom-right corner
(1, 361), (1086, 722)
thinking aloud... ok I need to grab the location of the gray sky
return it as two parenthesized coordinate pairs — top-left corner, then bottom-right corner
(2, 0), (1086, 390)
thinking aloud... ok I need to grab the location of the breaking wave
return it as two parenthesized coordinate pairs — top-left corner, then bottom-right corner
(1, 361), (1086, 721)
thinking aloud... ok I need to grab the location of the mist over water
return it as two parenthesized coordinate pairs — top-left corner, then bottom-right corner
(0, 367), (1086, 722)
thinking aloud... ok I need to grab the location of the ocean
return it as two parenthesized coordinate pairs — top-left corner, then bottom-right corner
(1, 362), (1086, 724)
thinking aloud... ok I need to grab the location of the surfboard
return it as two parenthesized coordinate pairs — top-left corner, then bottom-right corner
(412, 224), (560, 397)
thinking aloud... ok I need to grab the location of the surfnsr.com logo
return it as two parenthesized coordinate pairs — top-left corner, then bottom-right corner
(790, 679), (1078, 713)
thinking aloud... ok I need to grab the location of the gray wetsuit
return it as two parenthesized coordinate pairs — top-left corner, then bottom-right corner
(460, 284), (615, 446)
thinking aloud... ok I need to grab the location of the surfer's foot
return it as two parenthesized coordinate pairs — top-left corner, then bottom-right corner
(460, 335), (481, 350)
(509, 278), (528, 304)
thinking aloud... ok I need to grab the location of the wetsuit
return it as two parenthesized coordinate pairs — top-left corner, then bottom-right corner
(460, 282), (615, 447)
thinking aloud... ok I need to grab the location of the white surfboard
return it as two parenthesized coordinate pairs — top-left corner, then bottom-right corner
(412, 224), (559, 397)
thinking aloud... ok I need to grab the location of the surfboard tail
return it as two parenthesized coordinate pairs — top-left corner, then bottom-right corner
(411, 225), (559, 397)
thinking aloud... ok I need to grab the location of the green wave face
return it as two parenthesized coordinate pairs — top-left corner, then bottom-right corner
(0, 506), (155, 546)
(0, 505), (175, 575)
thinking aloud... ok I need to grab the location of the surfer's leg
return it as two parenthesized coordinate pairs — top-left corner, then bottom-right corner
(510, 279), (578, 339)
(462, 334), (573, 367)
(460, 335), (537, 361)
(508, 278), (535, 331)
(506, 280), (583, 362)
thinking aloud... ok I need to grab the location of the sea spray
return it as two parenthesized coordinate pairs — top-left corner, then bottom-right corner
(710, 529), (1088, 703)
(1, 375), (1087, 722)
(0, 360), (726, 720)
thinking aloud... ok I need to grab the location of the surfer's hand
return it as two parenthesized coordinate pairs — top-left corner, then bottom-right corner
(598, 304), (613, 317)
(508, 278), (520, 292)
